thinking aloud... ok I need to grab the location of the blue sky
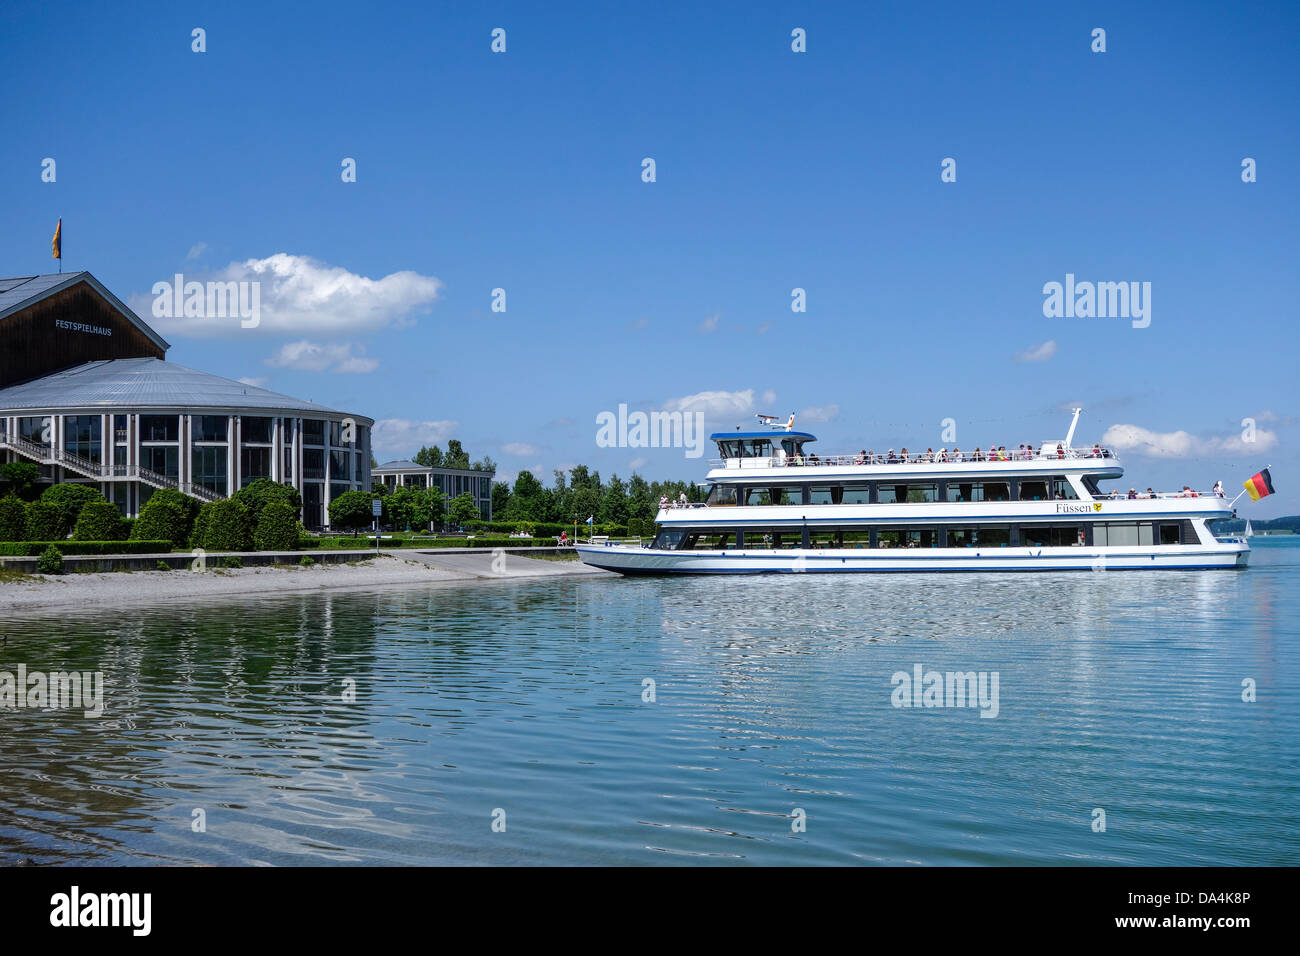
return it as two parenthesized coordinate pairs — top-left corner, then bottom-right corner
(3, 0), (1297, 514)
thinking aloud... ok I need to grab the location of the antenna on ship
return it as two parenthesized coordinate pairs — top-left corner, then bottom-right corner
(1064, 407), (1083, 451)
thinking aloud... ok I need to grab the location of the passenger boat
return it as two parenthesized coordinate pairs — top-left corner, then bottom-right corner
(576, 409), (1250, 574)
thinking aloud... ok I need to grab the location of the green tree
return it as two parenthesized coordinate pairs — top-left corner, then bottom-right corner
(0, 495), (26, 541)
(0, 462), (41, 501)
(571, 487), (601, 527)
(447, 491), (480, 527)
(445, 439), (470, 470)
(413, 444), (444, 467)
(627, 474), (654, 523)
(421, 487), (445, 529)
(491, 480), (511, 517)
(385, 486), (436, 531)
(600, 474), (629, 525)
(41, 483), (106, 536)
(329, 490), (382, 535)
(73, 500), (128, 541)
(253, 501), (300, 551)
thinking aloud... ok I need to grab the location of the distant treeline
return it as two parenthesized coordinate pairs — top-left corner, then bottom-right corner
(492, 465), (703, 525)
(1210, 515), (1300, 533)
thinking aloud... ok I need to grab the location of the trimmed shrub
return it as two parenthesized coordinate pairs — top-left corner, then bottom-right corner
(0, 495), (27, 542)
(193, 498), (253, 552)
(253, 501), (299, 551)
(24, 501), (64, 541)
(41, 484), (106, 534)
(221, 555), (243, 569)
(73, 501), (128, 541)
(156, 560), (172, 571)
(36, 544), (63, 574)
(299, 555), (316, 566)
(131, 498), (189, 549)
(232, 479), (302, 522)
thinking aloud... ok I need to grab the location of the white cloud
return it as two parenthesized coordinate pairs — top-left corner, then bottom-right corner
(265, 340), (378, 373)
(371, 418), (460, 457)
(800, 403), (840, 423)
(628, 456), (648, 470)
(187, 242), (207, 260)
(761, 390), (777, 407)
(663, 388), (755, 420)
(756, 321), (773, 335)
(698, 312), (719, 333)
(237, 376), (269, 388)
(133, 253), (442, 337)
(1103, 423), (1279, 459)
(502, 442), (541, 456)
(1014, 339), (1058, 362)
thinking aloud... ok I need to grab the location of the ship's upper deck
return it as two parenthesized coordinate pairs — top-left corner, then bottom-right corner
(708, 429), (1122, 482)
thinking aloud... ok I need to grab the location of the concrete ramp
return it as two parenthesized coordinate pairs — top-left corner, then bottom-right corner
(401, 550), (615, 579)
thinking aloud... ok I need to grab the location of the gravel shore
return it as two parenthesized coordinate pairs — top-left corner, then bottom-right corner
(0, 553), (597, 612)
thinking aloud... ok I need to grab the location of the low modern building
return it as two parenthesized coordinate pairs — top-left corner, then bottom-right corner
(0, 271), (372, 529)
(372, 459), (494, 521)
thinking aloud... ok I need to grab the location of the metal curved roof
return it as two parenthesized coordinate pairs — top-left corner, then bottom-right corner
(0, 357), (367, 419)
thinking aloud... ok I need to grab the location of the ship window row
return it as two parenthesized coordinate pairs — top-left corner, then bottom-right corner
(657, 521), (1191, 550)
(707, 477), (1079, 506)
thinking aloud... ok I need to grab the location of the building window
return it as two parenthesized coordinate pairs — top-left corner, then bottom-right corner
(241, 447), (272, 485)
(192, 415), (228, 443)
(303, 449), (325, 480)
(242, 416), (273, 444)
(303, 483), (323, 530)
(18, 416), (50, 446)
(192, 445), (228, 495)
(63, 415), (102, 464)
(140, 415), (179, 442)
(302, 419), (325, 445)
(141, 445), (179, 479)
(329, 449), (350, 482)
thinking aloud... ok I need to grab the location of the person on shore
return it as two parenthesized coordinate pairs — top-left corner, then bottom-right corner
(558, 531), (570, 545)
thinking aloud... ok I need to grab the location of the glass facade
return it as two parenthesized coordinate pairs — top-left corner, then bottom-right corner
(63, 415), (102, 463)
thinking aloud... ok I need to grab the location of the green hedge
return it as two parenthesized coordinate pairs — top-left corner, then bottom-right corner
(0, 495), (26, 541)
(0, 540), (174, 556)
(24, 501), (64, 541)
(253, 501), (300, 551)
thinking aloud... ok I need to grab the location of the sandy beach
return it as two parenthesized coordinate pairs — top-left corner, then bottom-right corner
(0, 551), (612, 612)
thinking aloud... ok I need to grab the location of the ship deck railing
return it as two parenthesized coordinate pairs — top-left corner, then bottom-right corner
(660, 489), (1227, 510)
(708, 447), (1120, 469)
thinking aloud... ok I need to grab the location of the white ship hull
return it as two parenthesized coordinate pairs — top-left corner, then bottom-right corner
(577, 541), (1250, 574)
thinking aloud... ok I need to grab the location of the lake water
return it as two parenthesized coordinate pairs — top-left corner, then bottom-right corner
(2, 539), (1297, 866)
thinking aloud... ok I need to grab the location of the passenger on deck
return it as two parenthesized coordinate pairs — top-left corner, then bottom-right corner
(886, 448), (897, 463)
(952, 447), (963, 462)
(924, 447), (934, 461)
(678, 491), (688, 507)
(900, 447), (910, 461)
(937, 448), (947, 462)
(659, 495), (669, 509)
(1213, 480), (1224, 497)
(855, 450), (866, 465)
(1127, 488), (1137, 499)
(973, 447), (984, 461)
(809, 452), (820, 465)
(1056, 443), (1065, 460)
(1090, 443), (1102, 458)
(998, 446), (1009, 460)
